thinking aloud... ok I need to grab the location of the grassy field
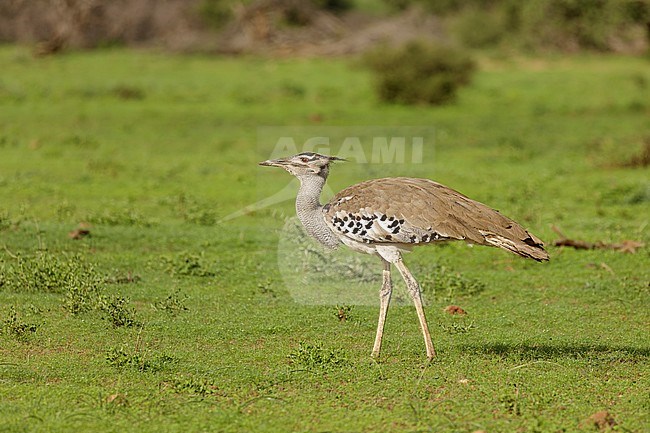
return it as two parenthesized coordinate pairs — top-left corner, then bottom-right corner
(0, 46), (649, 432)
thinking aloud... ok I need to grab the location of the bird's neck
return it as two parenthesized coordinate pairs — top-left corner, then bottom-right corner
(296, 174), (325, 212)
(295, 174), (340, 249)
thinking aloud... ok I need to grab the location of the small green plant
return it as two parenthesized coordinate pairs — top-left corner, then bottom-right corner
(363, 40), (476, 105)
(98, 294), (139, 328)
(15, 253), (144, 324)
(105, 271), (142, 285)
(166, 193), (218, 225)
(0, 210), (19, 231)
(87, 207), (155, 227)
(184, 207), (217, 225)
(279, 81), (306, 99)
(153, 289), (189, 316)
(57, 267), (142, 325)
(160, 251), (216, 277)
(256, 279), (276, 298)
(106, 347), (173, 372)
(100, 392), (130, 414)
(168, 374), (220, 397)
(0, 212), (9, 231)
(334, 304), (353, 322)
(439, 319), (475, 334)
(62, 281), (102, 315)
(288, 342), (347, 370)
(111, 85), (145, 100)
(499, 385), (522, 416)
(2, 307), (38, 340)
(0, 250), (104, 294)
(61, 134), (99, 149)
(419, 262), (486, 301)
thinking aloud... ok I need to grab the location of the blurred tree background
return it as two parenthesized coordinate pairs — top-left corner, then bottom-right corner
(1, 0), (648, 55)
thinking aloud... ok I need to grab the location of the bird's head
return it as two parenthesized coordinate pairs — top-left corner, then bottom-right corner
(259, 152), (345, 179)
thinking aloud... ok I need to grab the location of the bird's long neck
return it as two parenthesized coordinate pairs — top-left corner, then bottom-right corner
(295, 174), (340, 249)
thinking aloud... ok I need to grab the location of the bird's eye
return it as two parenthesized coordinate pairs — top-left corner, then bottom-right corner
(300, 157), (309, 163)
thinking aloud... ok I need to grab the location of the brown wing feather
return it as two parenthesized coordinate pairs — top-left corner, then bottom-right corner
(325, 177), (549, 261)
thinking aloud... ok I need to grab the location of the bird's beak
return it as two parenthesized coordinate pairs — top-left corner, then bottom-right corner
(329, 156), (347, 162)
(259, 158), (286, 167)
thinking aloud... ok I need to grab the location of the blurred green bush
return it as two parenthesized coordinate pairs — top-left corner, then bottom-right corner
(363, 41), (476, 105)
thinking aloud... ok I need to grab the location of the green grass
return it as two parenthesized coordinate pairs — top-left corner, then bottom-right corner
(1, 46), (649, 432)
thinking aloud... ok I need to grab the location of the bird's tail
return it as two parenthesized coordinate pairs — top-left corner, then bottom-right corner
(482, 233), (550, 262)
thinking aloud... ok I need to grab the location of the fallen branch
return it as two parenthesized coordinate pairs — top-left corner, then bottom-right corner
(551, 226), (644, 253)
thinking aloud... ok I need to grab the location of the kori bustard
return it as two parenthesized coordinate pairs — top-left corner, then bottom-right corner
(260, 152), (549, 360)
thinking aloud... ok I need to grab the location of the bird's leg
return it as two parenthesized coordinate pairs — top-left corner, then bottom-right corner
(394, 259), (436, 360)
(371, 259), (392, 359)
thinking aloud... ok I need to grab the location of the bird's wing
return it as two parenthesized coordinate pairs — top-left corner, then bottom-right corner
(324, 177), (549, 261)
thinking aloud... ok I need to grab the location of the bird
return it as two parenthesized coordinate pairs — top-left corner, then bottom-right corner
(259, 152), (549, 361)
